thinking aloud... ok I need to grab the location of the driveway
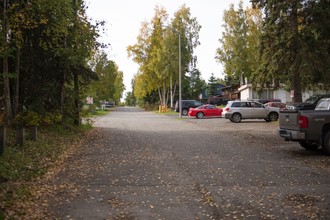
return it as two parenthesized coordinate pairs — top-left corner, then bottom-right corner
(47, 107), (330, 219)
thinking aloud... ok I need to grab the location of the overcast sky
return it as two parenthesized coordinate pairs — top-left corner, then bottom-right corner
(86, 0), (251, 97)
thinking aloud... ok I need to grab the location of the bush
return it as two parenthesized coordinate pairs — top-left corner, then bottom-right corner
(141, 104), (159, 111)
(13, 111), (40, 127)
(13, 111), (63, 128)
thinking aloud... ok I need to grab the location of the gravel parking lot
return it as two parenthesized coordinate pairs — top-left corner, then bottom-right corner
(184, 116), (278, 133)
(170, 115), (285, 145)
(47, 108), (330, 219)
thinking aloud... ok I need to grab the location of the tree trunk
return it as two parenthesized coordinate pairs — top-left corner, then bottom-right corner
(170, 76), (174, 108)
(3, 0), (12, 126)
(60, 72), (66, 123)
(290, 1), (302, 103)
(13, 47), (21, 116)
(162, 83), (166, 106)
(73, 71), (80, 126)
(170, 76), (177, 109)
(166, 89), (169, 107)
(158, 87), (162, 105)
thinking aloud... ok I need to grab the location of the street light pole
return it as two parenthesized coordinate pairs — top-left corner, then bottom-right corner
(164, 26), (182, 118)
(178, 33), (182, 119)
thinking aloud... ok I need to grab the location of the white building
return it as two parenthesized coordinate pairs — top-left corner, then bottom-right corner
(238, 78), (330, 103)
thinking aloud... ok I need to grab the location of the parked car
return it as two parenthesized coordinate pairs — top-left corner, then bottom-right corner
(100, 101), (114, 109)
(314, 98), (330, 110)
(222, 100), (280, 123)
(285, 94), (330, 110)
(188, 104), (223, 119)
(254, 99), (282, 104)
(175, 100), (203, 116)
(264, 102), (286, 110)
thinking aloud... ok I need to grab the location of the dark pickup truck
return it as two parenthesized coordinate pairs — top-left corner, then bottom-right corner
(278, 98), (330, 154)
(285, 94), (330, 110)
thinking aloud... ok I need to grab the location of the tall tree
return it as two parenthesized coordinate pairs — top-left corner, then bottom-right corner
(128, 5), (201, 107)
(208, 73), (218, 96)
(2, 0), (12, 125)
(128, 6), (169, 106)
(252, 0), (330, 102)
(1, 0), (102, 126)
(216, 1), (251, 85)
(245, 5), (263, 85)
(300, 0), (330, 89)
(186, 68), (206, 99)
(251, 1), (303, 102)
(125, 91), (136, 106)
(88, 51), (125, 105)
(168, 5), (201, 106)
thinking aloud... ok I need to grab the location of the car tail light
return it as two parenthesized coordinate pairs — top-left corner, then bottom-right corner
(224, 107), (230, 111)
(299, 115), (308, 128)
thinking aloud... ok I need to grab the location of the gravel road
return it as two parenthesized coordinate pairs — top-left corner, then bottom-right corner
(47, 106), (330, 219)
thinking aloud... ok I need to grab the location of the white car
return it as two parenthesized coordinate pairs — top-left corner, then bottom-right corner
(222, 100), (280, 123)
(315, 98), (330, 110)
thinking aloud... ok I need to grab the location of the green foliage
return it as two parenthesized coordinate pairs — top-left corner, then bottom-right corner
(128, 5), (201, 106)
(40, 112), (63, 127)
(125, 91), (137, 106)
(13, 111), (63, 128)
(207, 73), (219, 96)
(1, 0), (106, 127)
(14, 111), (40, 127)
(87, 51), (125, 104)
(186, 69), (207, 99)
(216, 1), (259, 84)
(252, 0), (330, 101)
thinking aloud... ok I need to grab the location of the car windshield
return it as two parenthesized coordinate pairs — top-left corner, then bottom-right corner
(315, 100), (330, 110)
(304, 96), (318, 103)
(196, 106), (204, 109)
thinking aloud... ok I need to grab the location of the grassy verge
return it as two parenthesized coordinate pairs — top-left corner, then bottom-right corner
(91, 109), (111, 116)
(0, 123), (93, 219)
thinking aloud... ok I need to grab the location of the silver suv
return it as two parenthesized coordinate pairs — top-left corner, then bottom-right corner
(222, 100), (280, 123)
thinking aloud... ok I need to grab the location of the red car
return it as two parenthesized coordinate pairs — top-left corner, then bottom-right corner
(188, 104), (223, 119)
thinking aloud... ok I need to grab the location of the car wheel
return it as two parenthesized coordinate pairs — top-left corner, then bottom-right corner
(231, 113), (241, 123)
(322, 131), (330, 154)
(182, 109), (188, 116)
(196, 112), (204, 119)
(268, 112), (279, 121)
(299, 141), (319, 151)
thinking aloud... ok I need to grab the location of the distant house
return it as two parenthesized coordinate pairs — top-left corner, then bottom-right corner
(237, 76), (330, 103)
(220, 85), (240, 100)
(214, 83), (226, 96)
(199, 83), (227, 103)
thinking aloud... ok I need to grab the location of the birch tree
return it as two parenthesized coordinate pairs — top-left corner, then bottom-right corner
(128, 5), (201, 107)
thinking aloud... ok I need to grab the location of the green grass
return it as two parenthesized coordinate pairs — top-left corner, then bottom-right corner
(0, 124), (91, 219)
(92, 110), (111, 116)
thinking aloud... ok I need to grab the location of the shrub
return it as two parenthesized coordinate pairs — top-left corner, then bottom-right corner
(13, 111), (40, 127)
(13, 111), (63, 128)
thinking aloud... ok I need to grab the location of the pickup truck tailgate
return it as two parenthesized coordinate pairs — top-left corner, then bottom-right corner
(279, 110), (299, 130)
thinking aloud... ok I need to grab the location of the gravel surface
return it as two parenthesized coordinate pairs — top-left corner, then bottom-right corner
(46, 107), (330, 219)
